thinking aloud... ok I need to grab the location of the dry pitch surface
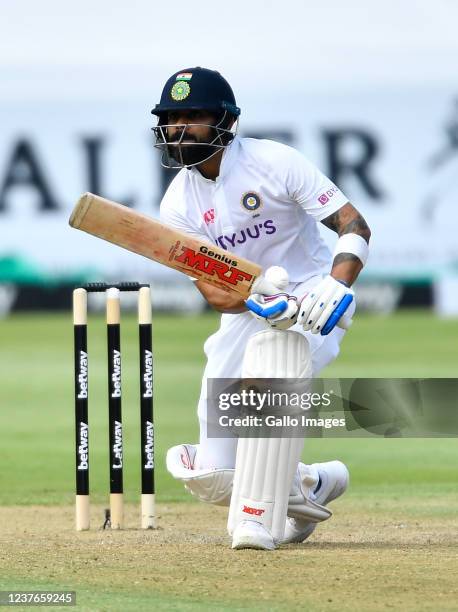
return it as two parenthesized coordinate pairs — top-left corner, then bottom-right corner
(1, 497), (457, 612)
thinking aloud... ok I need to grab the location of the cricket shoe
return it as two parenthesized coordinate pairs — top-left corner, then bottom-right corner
(178, 443), (196, 470)
(282, 460), (349, 544)
(166, 444), (234, 506)
(231, 520), (275, 551)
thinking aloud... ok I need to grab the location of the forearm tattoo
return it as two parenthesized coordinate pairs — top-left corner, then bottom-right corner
(321, 203), (371, 244)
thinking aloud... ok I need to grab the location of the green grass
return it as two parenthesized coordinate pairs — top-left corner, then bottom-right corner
(0, 309), (457, 506)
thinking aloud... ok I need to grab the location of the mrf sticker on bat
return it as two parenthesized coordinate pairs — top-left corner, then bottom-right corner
(168, 241), (255, 290)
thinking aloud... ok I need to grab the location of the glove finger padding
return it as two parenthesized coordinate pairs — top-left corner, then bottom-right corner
(245, 294), (289, 322)
(297, 276), (354, 335)
(309, 284), (347, 333)
(297, 277), (330, 326)
(246, 294), (299, 330)
(268, 296), (299, 330)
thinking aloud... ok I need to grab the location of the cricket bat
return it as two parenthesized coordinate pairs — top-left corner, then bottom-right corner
(69, 193), (351, 328)
(69, 192), (276, 297)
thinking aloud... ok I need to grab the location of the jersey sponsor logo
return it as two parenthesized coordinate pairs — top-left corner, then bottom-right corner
(215, 219), (277, 250)
(170, 242), (255, 287)
(242, 505), (265, 516)
(170, 81), (191, 101)
(203, 208), (216, 225)
(318, 186), (340, 205)
(241, 191), (262, 212)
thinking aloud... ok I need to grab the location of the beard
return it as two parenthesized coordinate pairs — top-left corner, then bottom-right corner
(166, 124), (224, 166)
(167, 142), (217, 166)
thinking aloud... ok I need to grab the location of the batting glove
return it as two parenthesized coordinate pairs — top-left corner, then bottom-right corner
(297, 275), (354, 335)
(246, 293), (299, 330)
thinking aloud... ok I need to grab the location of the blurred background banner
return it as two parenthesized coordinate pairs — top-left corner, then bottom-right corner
(1, 0), (457, 313)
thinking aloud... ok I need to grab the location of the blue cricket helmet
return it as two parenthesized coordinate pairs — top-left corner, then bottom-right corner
(151, 67), (240, 120)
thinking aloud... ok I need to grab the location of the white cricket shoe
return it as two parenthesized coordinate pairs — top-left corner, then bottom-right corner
(282, 460), (349, 544)
(232, 520), (275, 551)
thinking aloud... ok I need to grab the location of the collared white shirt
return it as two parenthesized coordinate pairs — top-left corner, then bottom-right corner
(160, 136), (349, 283)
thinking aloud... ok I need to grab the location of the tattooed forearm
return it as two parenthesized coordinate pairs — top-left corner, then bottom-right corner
(321, 202), (371, 285)
(340, 217), (370, 237)
(321, 202), (371, 243)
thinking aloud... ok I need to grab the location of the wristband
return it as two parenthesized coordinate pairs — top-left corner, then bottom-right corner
(333, 233), (369, 266)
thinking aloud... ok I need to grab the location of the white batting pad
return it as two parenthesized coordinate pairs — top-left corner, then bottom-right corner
(227, 330), (312, 543)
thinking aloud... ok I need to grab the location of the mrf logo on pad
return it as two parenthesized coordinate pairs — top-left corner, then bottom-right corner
(168, 241), (256, 292)
(242, 505), (265, 517)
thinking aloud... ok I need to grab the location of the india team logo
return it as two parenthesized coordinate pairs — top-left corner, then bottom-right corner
(241, 192), (262, 212)
(171, 81), (191, 101)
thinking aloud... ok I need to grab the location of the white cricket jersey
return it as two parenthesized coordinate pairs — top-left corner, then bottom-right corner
(160, 136), (349, 283)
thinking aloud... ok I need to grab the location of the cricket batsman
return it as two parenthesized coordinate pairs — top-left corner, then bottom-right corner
(153, 67), (371, 550)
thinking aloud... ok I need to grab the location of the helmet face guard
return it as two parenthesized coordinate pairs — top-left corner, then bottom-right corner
(151, 67), (241, 169)
(152, 111), (239, 169)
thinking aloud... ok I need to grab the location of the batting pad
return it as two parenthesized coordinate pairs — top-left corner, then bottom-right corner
(227, 330), (312, 543)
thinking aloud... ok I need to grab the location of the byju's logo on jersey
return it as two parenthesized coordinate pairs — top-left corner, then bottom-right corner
(318, 186), (340, 205)
(203, 208), (216, 225)
(215, 219), (277, 250)
(241, 192), (262, 213)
